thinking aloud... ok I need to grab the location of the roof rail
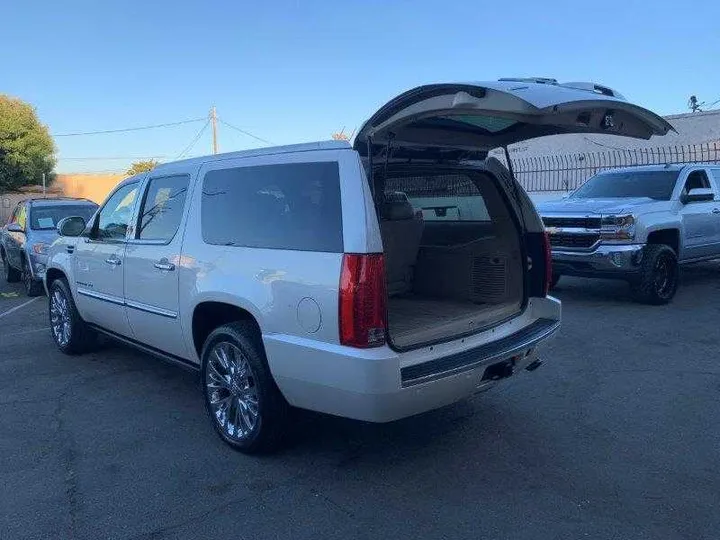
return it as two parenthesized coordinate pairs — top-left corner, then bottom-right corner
(560, 82), (625, 99)
(499, 77), (558, 85)
(27, 196), (96, 204)
(498, 78), (625, 99)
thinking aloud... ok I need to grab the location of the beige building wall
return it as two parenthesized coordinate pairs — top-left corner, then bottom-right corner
(1, 173), (125, 223)
(53, 173), (125, 203)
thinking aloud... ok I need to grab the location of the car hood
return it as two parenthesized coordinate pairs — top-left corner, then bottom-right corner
(537, 197), (669, 216)
(28, 229), (60, 245)
(354, 79), (674, 160)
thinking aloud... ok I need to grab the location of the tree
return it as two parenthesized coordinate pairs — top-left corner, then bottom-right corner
(127, 159), (160, 176)
(0, 95), (56, 191)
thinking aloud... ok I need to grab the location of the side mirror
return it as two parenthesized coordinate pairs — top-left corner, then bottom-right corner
(57, 216), (87, 237)
(681, 188), (715, 204)
(7, 222), (24, 233)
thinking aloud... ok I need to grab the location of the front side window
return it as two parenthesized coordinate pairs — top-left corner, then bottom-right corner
(7, 203), (21, 226)
(201, 162), (343, 252)
(96, 183), (140, 240)
(571, 170), (680, 201)
(137, 175), (189, 241)
(30, 205), (98, 230)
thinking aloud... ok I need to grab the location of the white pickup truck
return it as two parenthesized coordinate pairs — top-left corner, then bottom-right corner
(538, 163), (720, 304)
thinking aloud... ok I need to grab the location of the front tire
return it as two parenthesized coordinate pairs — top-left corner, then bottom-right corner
(22, 258), (44, 297)
(631, 244), (679, 305)
(48, 278), (96, 354)
(201, 322), (289, 454)
(2, 249), (21, 283)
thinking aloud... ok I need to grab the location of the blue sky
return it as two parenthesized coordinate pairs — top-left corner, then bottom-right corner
(4, 0), (719, 173)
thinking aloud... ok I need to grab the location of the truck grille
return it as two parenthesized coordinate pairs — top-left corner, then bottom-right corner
(548, 233), (599, 249)
(543, 216), (602, 229)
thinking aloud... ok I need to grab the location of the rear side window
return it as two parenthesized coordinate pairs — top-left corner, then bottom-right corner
(712, 169), (720, 187)
(137, 175), (190, 241)
(201, 162), (343, 252)
(384, 174), (490, 222)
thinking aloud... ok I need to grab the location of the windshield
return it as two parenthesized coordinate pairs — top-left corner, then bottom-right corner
(30, 205), (98, 230)
(571, 170), (679, 201)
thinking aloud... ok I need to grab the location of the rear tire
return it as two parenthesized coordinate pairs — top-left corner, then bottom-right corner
(48, 278), (96, 354)
(631, 244), (679, 305)
(2, 249), (21, 283)
(201, 321), (289, 454)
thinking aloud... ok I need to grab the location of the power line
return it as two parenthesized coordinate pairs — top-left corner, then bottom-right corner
(176, 120), (210, 159)
(53, 117), (205, 137)
(218, 118), (274, 146)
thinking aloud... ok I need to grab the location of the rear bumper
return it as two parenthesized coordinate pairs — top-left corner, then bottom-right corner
(552, 243), (644, 279)
(264, 296), (561, 422)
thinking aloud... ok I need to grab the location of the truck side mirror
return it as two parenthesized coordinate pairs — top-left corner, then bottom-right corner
(682, 188), (715, 204)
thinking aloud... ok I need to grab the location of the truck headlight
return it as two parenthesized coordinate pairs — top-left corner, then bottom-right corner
(32, 243), (50, 255)
(600, 214), (635, 240)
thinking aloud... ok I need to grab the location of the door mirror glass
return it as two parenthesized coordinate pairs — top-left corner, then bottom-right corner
(7, 222), (24, 233)
(57, 216), (87, 237)
(682, 188), (715, 204)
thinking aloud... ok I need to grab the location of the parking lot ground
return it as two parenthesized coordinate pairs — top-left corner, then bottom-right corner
(2, 264), (720, 540)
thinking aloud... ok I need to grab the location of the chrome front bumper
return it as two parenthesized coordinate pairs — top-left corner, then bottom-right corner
(552, 243), (644, 276)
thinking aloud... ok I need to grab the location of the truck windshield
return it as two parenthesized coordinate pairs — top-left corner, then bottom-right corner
(571, 170), (679, 200)
(30, 205), (98, 230)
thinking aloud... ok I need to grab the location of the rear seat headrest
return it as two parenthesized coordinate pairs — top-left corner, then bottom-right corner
(381, 191), (416, 221)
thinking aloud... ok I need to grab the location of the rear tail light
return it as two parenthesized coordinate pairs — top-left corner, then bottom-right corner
(339, 254), (387, 348)
(543, 232), (553, 296)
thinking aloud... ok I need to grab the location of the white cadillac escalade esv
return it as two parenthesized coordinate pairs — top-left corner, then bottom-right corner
(44, 79), (671, 452)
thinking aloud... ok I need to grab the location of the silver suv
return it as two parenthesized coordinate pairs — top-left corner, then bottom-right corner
(1, 198), (98, 296)
(44, 79), (670, 452)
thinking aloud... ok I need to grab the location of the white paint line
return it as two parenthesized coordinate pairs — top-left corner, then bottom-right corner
(0, 297), (40, 320)
(4, 326), (51, 337)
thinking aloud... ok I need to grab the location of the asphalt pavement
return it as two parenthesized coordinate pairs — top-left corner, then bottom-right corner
(1, 265), (719, 540)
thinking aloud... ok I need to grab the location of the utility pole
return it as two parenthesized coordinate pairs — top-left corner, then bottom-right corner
(42, 173), (46, 196)
(210, 106), (218, 154)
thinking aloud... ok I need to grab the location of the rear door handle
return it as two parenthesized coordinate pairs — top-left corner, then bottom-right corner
(713, 208), (720, 214)
(153, 258), (175, 272)
(105, 256), (121, 266)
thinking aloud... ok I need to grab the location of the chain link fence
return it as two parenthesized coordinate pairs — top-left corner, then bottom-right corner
(511, 142), (720, 192)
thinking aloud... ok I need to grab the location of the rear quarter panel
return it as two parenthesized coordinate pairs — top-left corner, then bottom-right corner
(178, 148), (361, 363)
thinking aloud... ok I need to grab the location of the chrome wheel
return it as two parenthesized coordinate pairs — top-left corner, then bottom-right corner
(50, 290), (72, 347)
(205, 342), (259, 441)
